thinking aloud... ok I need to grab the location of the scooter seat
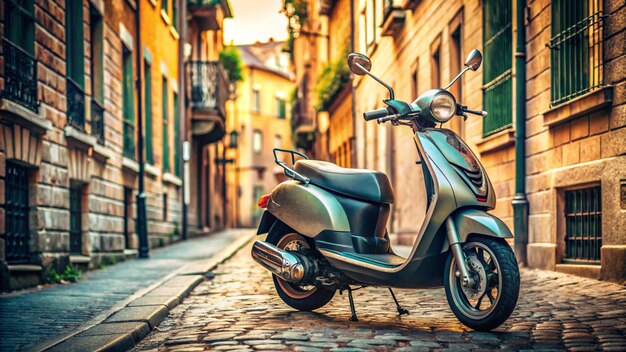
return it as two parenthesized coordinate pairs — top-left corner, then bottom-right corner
(295, 160), (395, 204)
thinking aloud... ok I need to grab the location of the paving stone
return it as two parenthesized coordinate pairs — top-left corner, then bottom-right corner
(129, 242), (626, 352)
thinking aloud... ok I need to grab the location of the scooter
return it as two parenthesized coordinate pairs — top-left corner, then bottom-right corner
(251, 49), (520, 331)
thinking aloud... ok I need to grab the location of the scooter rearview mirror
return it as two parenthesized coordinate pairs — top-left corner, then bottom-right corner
(347, 53), (372, 76)
(464, 49), (482, 71)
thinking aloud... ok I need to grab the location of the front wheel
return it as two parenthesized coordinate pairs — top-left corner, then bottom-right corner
(444, 236), (520, 331)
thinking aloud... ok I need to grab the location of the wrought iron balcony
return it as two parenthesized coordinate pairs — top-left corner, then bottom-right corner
(187, 0), (232, 31)
(188, 61), (229, 117)
(382, 0), (406, 36)
(66, 78), (86, 131)
(1, 39), (39, 112)
(187, 61), (230, 144)
(91, 99), (105, 145)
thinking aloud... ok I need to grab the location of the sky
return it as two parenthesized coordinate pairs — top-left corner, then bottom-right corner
(223, 0), (289, 45)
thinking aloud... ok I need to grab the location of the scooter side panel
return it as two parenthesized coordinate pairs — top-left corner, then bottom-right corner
(266, 181), (350, 238)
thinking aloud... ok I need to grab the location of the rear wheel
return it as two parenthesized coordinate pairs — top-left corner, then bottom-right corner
(266, 226), (335, 311)
(444, 236), (520, 331)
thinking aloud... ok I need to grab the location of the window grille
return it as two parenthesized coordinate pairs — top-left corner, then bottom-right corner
(5, 162), (31, 263)
(482, 0), (513, 136)
(564, 186), (602, 263)
(549, 0), (607, 106)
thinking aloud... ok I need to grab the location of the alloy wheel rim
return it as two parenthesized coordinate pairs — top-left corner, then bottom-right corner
(275, 233), (318, 299)
(449, 241), (502, 320)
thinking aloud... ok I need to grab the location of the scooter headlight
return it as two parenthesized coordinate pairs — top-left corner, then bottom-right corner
(430, 92), (456, 122)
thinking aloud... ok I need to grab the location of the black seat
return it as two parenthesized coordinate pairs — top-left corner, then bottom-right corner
(295, 160), (394, 204)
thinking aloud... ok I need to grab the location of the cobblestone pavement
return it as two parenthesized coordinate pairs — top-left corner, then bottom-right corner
(0, 229), (251, 352)
(134, 242), (626, 352)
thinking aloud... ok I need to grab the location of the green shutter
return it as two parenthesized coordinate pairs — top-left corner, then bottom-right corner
(172, 0), (178, 30)
(277, 98), (286, 119)
(123, 49), (136, 159)
(162, 77), (170, 172)
(65, 0), (85, 87)
(161, 0), (168, 14)
(6, 0), (35, 54)
(145, 62), (154, 164)
(482, 0), (512, 137)
(174, 92), (180, 176)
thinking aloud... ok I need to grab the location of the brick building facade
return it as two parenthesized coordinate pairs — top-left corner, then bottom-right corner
(288, 0), (625, 283)
(0, 0), (227, 291)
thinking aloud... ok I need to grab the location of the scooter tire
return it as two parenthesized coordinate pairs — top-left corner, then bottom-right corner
(444, 235), (520, 331)
(266, 223), (336, 311)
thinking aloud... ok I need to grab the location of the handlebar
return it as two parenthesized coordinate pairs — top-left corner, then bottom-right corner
(363, 107), (393, 121)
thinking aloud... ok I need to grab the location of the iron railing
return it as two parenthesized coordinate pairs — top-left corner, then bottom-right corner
(564, 187), (602, 263)
(69, 186), (83, 254)
(91, 99), (105, 145)
(187, 61), (230, 118)
(66, 78), (86, 131)
(1, 39), (39, 112)
(5, 162), (31, 263)
(548, 0), (607, 106)
(482, 0), (513, 137)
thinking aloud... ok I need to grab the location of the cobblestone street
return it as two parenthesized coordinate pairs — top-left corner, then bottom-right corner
(133, 242), (626, 351)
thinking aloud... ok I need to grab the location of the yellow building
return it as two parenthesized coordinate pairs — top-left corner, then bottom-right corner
(226, 41), (294, 227)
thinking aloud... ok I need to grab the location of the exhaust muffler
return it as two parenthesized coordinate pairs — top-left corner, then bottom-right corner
(251, 240), (309, 283)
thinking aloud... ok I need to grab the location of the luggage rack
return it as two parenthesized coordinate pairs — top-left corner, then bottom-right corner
(273, 148), (310, 185)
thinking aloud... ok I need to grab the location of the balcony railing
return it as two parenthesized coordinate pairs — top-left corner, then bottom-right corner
(187, 61), (229, 118)
(1, 39), (39, 112)
(91, 99), (105, 145)
(66, 78), (86, 131)
(187, 0), (229, 31)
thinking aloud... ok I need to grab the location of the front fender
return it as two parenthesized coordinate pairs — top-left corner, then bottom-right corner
(441, 208), (513, 252)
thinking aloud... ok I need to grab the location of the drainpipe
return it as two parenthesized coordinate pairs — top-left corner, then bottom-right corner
(179, 0), (188, 240)
(350, 0), (357, 168)
(512, 0), (528, 266)
(135, 0), (149, 258)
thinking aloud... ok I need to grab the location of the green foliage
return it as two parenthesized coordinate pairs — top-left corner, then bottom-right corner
(47, 265), (82, 284)
(314, 54), (351, 111)
(282, 0), (308, 59)
(219, 45), (243, 83)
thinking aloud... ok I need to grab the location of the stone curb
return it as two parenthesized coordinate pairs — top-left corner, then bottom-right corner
(38, 230), (256, 352)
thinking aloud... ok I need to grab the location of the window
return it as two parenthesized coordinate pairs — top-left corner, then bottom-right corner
(123, 187), (132, 249)
(66, 0), (85, 130)
(276, 97), (286, 119)
(365, 0), (376, 48)
(449, 21), (464, 136)
(253, 130), (263, 154)
(90, 6), (105, 144)
(252, 89), (260, 113)
(90, 7), (104, 103)
(564, 186), (602, 263)
(172, 0), (178, 30)
(274, 135), (282, 149)
(3, 0), (38, 112)
(5, 162), (30, 263)
(549, 0), (605, 106)
(145, 61), (154, 164)
(174, 92), (181, 176)
(66, 0), (85, 86)
(411, 60), (419, 99)
(482, 0), (513, 137)
(122, 46), (136, 159)
(162, 76), (170, 172)
(431, 38), (441, 88)
(70, 185), (83, 255)
(161, 0), (169, 15)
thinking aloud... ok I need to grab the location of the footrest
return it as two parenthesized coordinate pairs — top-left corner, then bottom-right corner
(338, 252), (405, 268)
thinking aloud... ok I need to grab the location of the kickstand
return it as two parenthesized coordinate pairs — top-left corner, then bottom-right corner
(389, 288), (409, 316)
(347, 287), (358, 321)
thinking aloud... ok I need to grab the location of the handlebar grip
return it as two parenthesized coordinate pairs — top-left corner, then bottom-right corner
(363, 107), (391, 121)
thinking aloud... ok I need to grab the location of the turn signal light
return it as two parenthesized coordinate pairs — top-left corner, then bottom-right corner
(258, 194), (270, 208)
(476, 196), (487, 202)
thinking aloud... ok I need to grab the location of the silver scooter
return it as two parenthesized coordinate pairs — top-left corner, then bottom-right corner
(252, 49), (520, 331)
